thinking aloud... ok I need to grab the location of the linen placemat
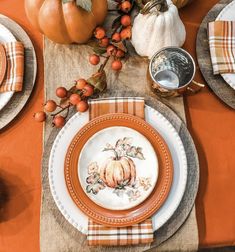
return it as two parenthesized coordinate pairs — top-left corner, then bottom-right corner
(0, 41), (24, 92)
(208, 21), (235, 75)
(41, 36), (199, 252)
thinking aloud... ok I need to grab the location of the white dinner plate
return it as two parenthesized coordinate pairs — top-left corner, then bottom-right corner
(216, 0), (235, 90)
(0, 23), (16, 111)
(78, 126), (158, 211)
(49, 105), (187, 234)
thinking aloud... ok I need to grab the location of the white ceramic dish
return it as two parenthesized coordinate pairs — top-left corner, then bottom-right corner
(0, 23), (16, 111)
(216, 0), (235, 90)
(78, 126), (158, 211)
(49, 105), (187, 234)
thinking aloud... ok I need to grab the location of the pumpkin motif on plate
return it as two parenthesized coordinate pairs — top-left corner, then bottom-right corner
(85, 136), (150, 203)
(100, 157), (136, 188)
(24, 0), (108, 44)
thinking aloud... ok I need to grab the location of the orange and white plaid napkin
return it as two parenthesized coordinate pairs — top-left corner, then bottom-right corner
(208, 21), (235, 75)
(87, 97), (154, 246)
(0, 41), (24, 93)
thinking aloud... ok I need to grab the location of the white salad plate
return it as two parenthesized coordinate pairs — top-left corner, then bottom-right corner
(217, 0), (235, 90)
(0, 23), (16, 111)
(49, 105), (187, 234)
(78, 126), (159, 211)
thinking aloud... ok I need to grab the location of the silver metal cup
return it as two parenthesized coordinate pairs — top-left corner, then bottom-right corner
(149, 47), (204, 97)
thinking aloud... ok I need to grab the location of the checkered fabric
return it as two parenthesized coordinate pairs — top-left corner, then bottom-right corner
(208, 21), (235, 75)
(0, 41), (24, 92)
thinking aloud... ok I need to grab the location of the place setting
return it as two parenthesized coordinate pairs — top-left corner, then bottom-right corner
(2, 0), (235, 251)
(197, 0), (235, 109)
(25, 0), (202, 250)
(0, 14), (37, 130)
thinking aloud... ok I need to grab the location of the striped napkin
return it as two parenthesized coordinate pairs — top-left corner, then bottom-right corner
(0, 41), (24, 93)
(87, 97), (154, 246)
(208, 21), (235, 75)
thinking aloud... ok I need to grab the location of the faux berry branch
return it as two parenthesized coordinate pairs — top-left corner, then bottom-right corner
(34, 0), (136, 128)
(88, 0), (135, 71)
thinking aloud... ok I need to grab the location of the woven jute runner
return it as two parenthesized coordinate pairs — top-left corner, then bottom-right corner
(40, 37), (199, 252)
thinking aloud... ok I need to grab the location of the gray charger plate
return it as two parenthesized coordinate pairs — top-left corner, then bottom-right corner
(196, 0), (235, 109)
(0, 14), (37, 130)
(42, 93), (199, 249)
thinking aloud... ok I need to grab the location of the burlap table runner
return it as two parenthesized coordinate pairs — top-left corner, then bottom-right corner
(40, 37), (199, 251)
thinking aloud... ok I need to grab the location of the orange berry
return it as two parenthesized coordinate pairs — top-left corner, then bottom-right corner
(112, 33), (121, 42)
(94, 27), (106, 39)
(76, 100), (89, 112)
(34, 111), (46, 122)
(116, 49), (125, 58)
(76, 79), (87, 90)
(99, 37), (109, 47)
(44, 100), (57, 112)
(56, 87), (67, 98)
(112, 60), (122, 71)
(121, 15), (131, 27)
(120, 27), (131, 40)
(107, 45), (117, 56)
(83, 84), (94, 97)
(69, 93), (81, 105)
(121, 1), (132, 13)
(89, 54), (100, 65)
(53, 115), (65, 128)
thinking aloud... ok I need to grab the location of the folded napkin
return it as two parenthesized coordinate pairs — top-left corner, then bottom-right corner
(87, 97), (154, 246)
(0, 41), (24, 93)
(208, 21), (235, 75)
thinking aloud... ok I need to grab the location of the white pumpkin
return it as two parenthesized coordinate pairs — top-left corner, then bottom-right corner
(132, 0), (186, 59)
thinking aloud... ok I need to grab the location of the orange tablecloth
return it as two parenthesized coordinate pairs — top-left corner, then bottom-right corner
(0, 0), (234, 251)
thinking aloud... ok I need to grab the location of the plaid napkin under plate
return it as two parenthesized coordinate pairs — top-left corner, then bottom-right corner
(0, 41), (24, 93)
(87, 97), (154, 246)
(208, 21), (235, 75)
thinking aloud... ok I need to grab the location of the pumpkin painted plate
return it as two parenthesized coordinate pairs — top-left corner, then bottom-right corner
(78, 126), (159, 210)
(65, 113), (173, 227)
(0, 44), (6, 86)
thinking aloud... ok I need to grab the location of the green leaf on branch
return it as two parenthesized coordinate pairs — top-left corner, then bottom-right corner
(93, 47), (107, 55)
(87, 70), (107, 93)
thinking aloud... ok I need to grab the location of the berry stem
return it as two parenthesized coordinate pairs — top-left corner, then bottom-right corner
(64, 105), (70, 119)
(51, 104), (71, 117)
(98, 56), (110, 73)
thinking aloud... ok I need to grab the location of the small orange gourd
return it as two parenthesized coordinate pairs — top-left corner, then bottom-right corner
(25, 0), (108, 44)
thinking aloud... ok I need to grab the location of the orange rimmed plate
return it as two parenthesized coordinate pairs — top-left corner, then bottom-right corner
(0, 44), (6, 85)
(64, 113), (173, 227)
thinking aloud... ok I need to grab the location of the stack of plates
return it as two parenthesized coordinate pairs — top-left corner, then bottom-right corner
(0, 23), (16, 111)
(49, 104), (187, 233)
(0, 15), (37, 130)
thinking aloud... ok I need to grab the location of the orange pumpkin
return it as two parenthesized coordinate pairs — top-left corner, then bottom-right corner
(24, 0), (108, 44)
(172, 0), (194, 8)
(100, 157), (136, 188)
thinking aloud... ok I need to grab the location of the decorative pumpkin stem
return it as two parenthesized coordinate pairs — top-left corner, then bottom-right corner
(113, 150), (119, 160)
(141, 0), (168, 14)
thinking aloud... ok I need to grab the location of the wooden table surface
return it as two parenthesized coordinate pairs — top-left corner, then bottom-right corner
(0, 0), (234, 251)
